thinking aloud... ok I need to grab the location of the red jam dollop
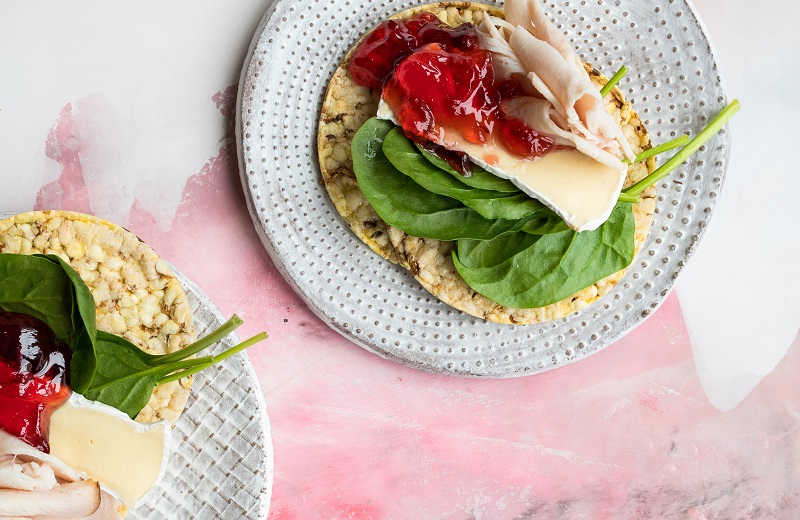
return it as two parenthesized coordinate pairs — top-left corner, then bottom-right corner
(385, 44), (500, 144)
(0, 312), (71, 452)
(350, 13), (555, 167)
(349, 12), (479, 90)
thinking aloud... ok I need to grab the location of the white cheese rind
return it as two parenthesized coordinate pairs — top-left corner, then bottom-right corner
(377, 98), (400, 125)
(48, 393), (171, 509)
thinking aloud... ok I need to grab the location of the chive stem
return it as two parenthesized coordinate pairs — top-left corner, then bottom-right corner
(624, 100), (740, 198)
(600, 65), (629, 97)
(87, 355), (214, 393)
(624, 134), (690, 165)
(153, 314), (243, 365)
(156, 332), (268, 385)
(617, 192), (639, 204)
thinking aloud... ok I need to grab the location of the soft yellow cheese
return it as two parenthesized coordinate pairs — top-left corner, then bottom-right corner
(376, 100), (625, 232)
(456, 140), (624, 231)
(48, 394), (169, 507)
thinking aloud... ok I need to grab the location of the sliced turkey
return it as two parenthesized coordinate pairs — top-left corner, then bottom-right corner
(0, 430), (123, 519)
(476, 1), (636, 161)
(0, 456), (57, 492)
(476, 15), (527, 84)
(504, 0), (585, 71)
(0, 431), (79, 484)
(0, 480), (101, 518)
(502, 96), (627, 171)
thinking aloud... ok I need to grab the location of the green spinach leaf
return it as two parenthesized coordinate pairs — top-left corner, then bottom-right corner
(84, 317), (267, 419)
(453, 204), (636, 308)
(352, 118), (533, 241)
(520, 215), (571, 235)
(0, 254), (75, 339)
(82, 331), (161, 419)
(456, 232), (542, 269)
(415, 143), (521, 193)
(383, 127), (546, 220)
(34, 254), (97, 393)
(0, 254), (97, 392)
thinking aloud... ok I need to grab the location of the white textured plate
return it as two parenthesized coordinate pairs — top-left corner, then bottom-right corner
(0, 209), (274, 518)
(130, 269), (273, 520)
(237, 0), (730, 376)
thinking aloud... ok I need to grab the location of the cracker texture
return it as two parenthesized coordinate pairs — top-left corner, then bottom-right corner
(318, 3), (500, 267)
(0, 210), (196, 423)
(318, 3), (657, 324)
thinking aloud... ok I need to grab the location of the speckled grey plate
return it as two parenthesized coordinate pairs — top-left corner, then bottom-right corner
(131, 269), (272, 520)
(236, 0), (730, 377)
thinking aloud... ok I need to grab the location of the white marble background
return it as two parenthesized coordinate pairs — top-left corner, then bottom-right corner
(0, 0), (797, 411)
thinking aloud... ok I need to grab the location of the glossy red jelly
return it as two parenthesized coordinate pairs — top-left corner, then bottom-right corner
(350, 14), (555, 166)
(385, 44), (500, 144)
(350, 13), (554, 165)
(384, 44), (555, 161)
(0, 312), (71, 452)
(350, 12), (479, 90)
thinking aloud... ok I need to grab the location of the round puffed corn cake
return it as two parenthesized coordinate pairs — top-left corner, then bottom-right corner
(0, 210), (196, 424)
(317, 2), (657, 324)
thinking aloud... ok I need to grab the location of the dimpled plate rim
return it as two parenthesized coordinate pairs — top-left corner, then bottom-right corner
(236, 0), (731, 377)
(0, 208), (273, 520)
(129, 267), (272, 520)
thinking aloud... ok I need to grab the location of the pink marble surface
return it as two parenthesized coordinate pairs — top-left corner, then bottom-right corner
(28, 79), (800, 520)
(2, 0), (799, 518)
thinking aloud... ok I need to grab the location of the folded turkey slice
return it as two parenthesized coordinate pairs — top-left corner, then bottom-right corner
(0, 480), (101, 518)
(503, 0), (586, 73)
(0, 430), (122, 520)
(499, 0), (635, 161)
(0, 431), (81, 484)
(0, 456), (57, 492)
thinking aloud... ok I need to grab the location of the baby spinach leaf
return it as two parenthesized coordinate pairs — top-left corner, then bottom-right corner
(83, 331), (161, 419)
(415, 143), (521, 193)
(383, 127), (546, 220)
(0, 254), (75, 339)
(33, 254), (97, 393)
(352, 118), (533, 241)
(84, 317), (267, 419)
(457, 232), (543, 269)
(520, 215), (571, 235)
(0, 254), (97, 393)
(453, 204), (635, 308)
(383, 128), (568, 233)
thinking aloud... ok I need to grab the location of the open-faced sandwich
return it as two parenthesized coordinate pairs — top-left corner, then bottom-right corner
(318, 0), (738, 325)
(0, 210), (266, 518)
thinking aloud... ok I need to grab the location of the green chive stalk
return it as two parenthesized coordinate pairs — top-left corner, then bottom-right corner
(157, 332), (269, 385)
(624, 100), (740, 198)
(153, 314), (244, 365)
(625, 134), (690, 165)
(600, 65), (629, 97)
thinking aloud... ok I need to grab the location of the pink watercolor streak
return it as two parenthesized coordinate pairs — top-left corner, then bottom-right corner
(267, 321), (799, 519)
(124, 85), (346, 382)
(33, 85), (800, 519)
(35, 103), (92, 213)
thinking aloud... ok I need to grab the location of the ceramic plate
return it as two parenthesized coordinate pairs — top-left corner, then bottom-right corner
(130, 269), (273, 520)
(0, 209), (274, 518)
(237, 0), (730, 377)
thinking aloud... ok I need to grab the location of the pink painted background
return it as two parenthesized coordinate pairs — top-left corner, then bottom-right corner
(3, 0), (799, 518)
(32, 79), (800, 520)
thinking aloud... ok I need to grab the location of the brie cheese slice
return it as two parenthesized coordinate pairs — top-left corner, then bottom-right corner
(48, 393), (170, 508)
(377, 98), (625, 231)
